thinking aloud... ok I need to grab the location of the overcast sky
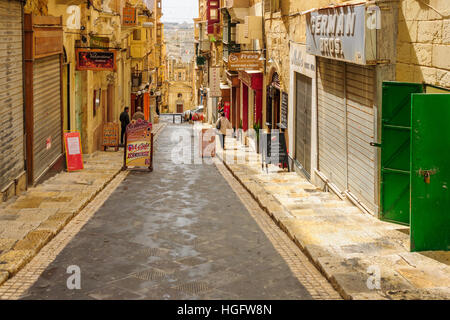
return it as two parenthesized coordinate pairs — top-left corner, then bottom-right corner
(162, 0), (198, 23)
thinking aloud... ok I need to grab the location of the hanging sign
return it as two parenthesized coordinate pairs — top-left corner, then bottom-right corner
(102, 123), (120, 151)
(209, 67), (221, 97)
(228, 52), (263, 71)
(123, 120), (153, 171)
(123, 7), (137, 26)
(64, 132), (84, 172)
(76, 49), (117, 71)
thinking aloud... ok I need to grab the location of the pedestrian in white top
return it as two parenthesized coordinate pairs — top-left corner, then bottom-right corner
(216, 112), (232, 150)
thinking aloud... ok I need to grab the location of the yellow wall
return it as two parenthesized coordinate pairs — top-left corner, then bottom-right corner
(396, 0), (450, 88)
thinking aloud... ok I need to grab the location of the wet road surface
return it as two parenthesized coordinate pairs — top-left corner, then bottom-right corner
(21, 124), (312, 300)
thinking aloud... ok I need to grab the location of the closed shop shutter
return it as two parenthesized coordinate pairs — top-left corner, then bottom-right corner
(32, 55), (62, 181)
(0, 0), (24, 191)
(295, 72), (312, 177)
(317, 58), (347, 192)
(346, 64), (376, 212)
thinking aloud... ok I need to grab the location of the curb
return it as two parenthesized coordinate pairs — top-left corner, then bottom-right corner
(216, 151), (354, 300)
(0, 123), (167, 287)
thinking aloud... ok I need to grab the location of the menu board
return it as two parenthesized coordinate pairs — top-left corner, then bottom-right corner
(102, 123), (120, 150)
(123, 119), (153, 171)
(261, 132), (289, 172)
(64, 132), (84, 172)
(280, 92), (288, 129)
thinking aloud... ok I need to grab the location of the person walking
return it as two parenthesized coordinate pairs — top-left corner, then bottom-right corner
(119, 107), (130, 144)
(133, 106), (145, 121)
(216, 112), (232, 150)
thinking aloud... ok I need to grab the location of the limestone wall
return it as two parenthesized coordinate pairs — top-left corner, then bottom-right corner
(396, 0), (450, 88)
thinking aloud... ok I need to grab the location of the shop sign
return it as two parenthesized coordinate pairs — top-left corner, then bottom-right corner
(123, 7), (137, 26)
(228, 52), (263, 71)
(90, 36), (110, 49)
(64, 132), (83, 172)
(306, 4), (371, 64)
(124, 120), (153, 171)
(76, 49), (116, 71)
(210, 67), (221, 97)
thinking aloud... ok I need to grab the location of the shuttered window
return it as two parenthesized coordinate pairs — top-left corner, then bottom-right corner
(0, 0), (24, 191)
(32, 55), (62, 181)
(317, 57), (377, 212)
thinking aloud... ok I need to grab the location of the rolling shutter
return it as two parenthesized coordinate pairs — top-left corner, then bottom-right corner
(295, 72), (312, 177)
(0, 0), (24, 191)
(317, 58), (347, 192)
(346, 64), (376, 212)
(32, 55), (62, 181)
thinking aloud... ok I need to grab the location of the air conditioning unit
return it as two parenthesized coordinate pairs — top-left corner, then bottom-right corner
(245, 16), (262, 40)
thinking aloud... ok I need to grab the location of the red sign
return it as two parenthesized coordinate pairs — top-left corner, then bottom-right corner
(76, 49), (117, 71)
(123, 7), (137, 26)
(224, 102), (230, 120)
(64, 132), (84, 172)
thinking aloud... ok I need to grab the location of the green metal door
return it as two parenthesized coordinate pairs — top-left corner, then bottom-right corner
(410, 94), (450, 252)
(380, 82), (423, 225)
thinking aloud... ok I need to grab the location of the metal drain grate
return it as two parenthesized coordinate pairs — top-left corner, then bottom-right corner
(137, 247), (171, 257)
(176, 256), (207, 266)
(173, 281), (211, 295)
(132, 268), (168, 281)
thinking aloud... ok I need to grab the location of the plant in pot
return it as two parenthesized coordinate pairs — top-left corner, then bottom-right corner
(253, 122), (261, 154)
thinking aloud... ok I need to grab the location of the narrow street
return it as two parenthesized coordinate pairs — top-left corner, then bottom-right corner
(16, 123), (339, 300)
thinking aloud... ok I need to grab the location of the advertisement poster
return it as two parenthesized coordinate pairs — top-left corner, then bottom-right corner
(64, 132), (83, 172)
(228, 52), (263, 71)
(124, 120), (153, 170)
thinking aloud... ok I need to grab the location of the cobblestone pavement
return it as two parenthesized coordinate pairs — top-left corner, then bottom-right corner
(2, 123), (340, 300)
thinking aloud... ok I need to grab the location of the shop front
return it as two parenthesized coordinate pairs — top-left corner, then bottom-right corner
(306, 2), (389, 214)
(238, 71), (263, 130)
(289, 43), (317, 181)
(0, 0), (26, 199)
(24, 14), (64, 185)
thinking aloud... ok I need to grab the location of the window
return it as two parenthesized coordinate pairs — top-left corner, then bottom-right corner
(133, 29), (141, 40)
(210, 8), (218, 20)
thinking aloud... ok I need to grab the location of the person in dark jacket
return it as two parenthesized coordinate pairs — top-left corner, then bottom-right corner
(120, 107), (130, 144)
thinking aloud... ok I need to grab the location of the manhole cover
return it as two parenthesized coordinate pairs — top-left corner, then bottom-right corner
(173, 281), (211, 295)
(132, 268), (168, 281)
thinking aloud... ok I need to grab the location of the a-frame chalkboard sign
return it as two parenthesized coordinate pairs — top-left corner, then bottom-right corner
(261, 132), (290, 173)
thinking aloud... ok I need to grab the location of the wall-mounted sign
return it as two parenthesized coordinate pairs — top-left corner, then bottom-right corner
(306, 4), (375, 64)
(90, 35), (110, 48)
(123, 7), (137, 26)
(124, 120), (153, 171)
(64, 132), (83, 172)
(209, 67), (221, 97)
(76, 49), (116, 71)
(228, 52), (263, 71)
